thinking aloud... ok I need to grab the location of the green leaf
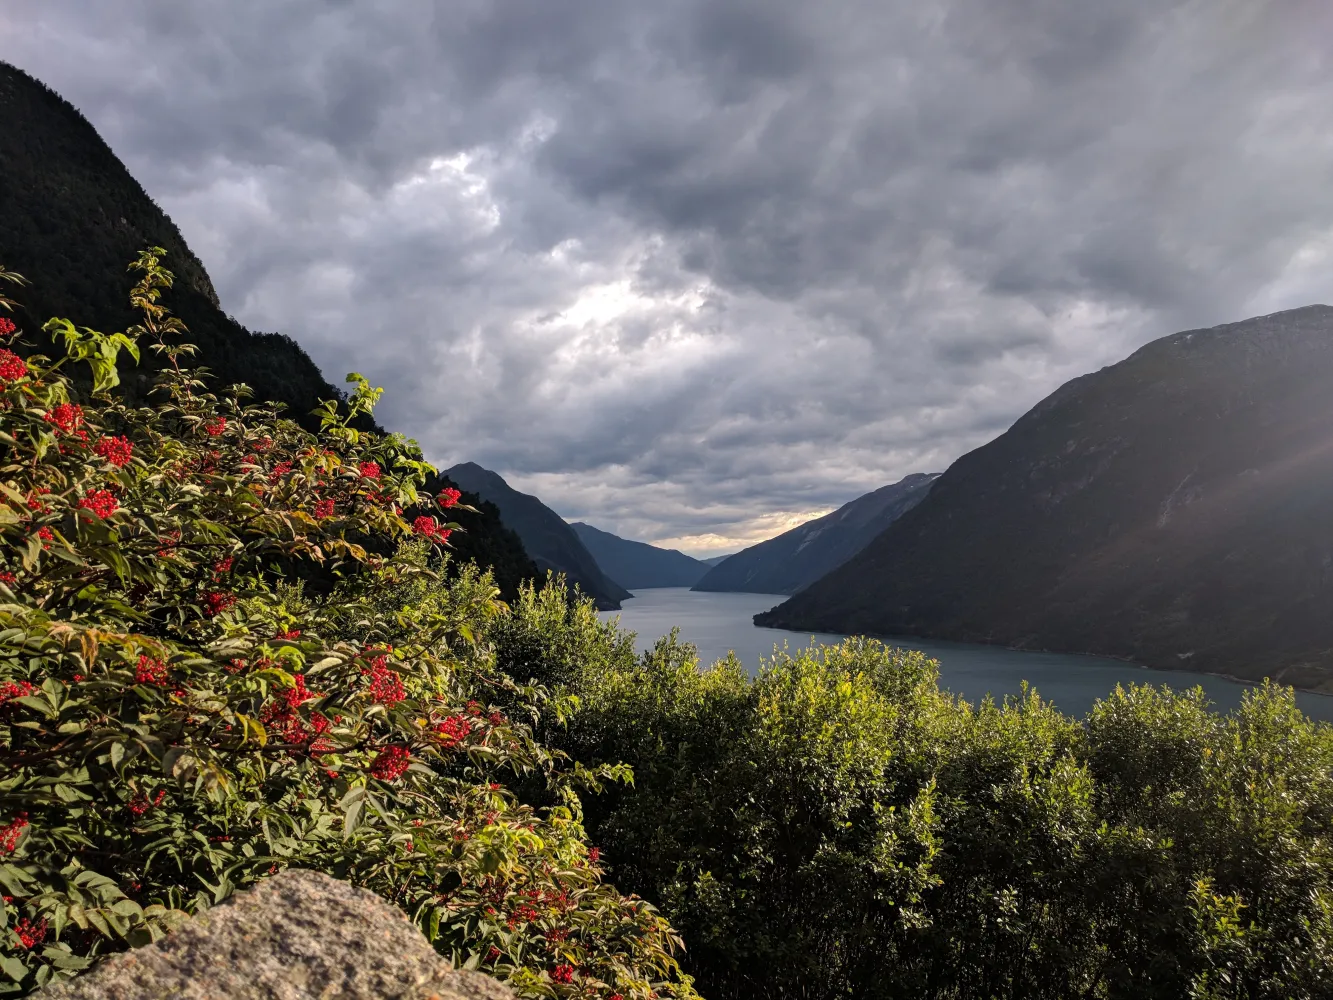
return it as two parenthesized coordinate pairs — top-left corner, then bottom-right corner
(0, 955), (27, 982)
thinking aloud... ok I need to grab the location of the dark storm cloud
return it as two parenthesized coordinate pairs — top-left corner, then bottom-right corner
(6, 0), (1333, 553)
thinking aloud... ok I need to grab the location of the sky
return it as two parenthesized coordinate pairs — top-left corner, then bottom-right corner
(5, 1), (1333, 556)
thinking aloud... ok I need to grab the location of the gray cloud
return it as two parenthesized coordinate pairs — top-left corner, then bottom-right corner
(5, 0), (1333, 554)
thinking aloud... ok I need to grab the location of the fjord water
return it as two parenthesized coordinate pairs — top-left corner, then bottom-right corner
(601, 588), (1333, 722)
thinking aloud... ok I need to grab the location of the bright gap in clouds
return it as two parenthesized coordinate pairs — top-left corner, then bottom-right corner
(652, 508), (839, 560)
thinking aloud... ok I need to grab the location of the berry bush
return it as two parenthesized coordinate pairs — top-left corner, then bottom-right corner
(0, 251), (695, 999)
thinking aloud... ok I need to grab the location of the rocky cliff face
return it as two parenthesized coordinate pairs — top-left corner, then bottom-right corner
(694, 473), (938, 595)
(37, 870), (514, 1000)
(759, 305), (1333, 690)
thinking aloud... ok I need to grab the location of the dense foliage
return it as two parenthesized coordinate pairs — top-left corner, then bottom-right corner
(0, 253), (694, 998)
(497, 584), (1333, 1000)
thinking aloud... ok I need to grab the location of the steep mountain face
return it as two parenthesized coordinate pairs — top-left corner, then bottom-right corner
(701, 554), (734, 567)
(424, 474), (538, 600)
(2, 61), (539, 597)
(758, 305), (1333, 691)
(0, 61), (340, 421)
(444, 464), (631, 609)
(694, 474), (939, 595)
(569, 522), (710, 590)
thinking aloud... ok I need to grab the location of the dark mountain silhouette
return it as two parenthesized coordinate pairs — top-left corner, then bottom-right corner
(701, 554), (734, 567)
(0, 61), (538, 598)
(421, 474), (538, 600)
(758, 305), (1333, 691)
(0, 60), (340, 420)
(444, 463), (631, 610)
(569, 522), (710, 590)
(693, 473), (939, 596)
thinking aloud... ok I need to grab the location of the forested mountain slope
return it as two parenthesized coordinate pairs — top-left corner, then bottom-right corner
(760, 306), (1333, 690)
(445, 463), (631, 609)
(569, 522), (710, 590)
(693, 473), (938, 595)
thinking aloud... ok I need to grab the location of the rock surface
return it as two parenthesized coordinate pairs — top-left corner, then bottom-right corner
(38, 870), (514, 1000)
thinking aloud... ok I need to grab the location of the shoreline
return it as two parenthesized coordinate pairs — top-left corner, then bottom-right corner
(756, 620), (1333, 701)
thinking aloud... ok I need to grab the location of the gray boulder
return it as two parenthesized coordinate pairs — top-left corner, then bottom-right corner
(38, 869), (513, 1000)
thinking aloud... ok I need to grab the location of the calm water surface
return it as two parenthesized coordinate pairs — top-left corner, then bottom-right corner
(600, 588), (1333, 722)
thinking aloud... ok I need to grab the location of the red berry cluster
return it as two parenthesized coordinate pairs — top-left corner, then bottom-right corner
(44, 402), (86, 438)
(314, 497), (335, 519)
(259, 674), (332, 748)
(358, 461), (381, 480)
(78, 488), (119, 518)
(0, 347), (26, 382)
(0, 317), (16, 336)
(364, 654), (407, 706)
(14, 916), (47, 949)
(135, 655), (170, 687)
(412, 515), (453, 544)
(204, 416), (227, 437)
(0, 813), (28, 853)
(506, 903), (541, 929)
(127, 789), (167, 816)
(438, 487), (462, 508)
(201, 591), (237, 617)
(434, 714), (472, 748)
(550, 964), (575, 984)
(0, 680), (34, 708)
(370, 745), (411, 781)
(93, 435), (133, 467)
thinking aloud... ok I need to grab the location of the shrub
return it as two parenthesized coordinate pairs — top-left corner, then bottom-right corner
(0, 251), (696, 999)
(500, 583), (1333, 1000)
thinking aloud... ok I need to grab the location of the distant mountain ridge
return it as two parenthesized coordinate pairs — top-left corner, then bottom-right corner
(758, 305), (1333, 691)
(694, 473), (939, 595)
(444, 463), (631, 610)
(569, 522), (710, 590)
